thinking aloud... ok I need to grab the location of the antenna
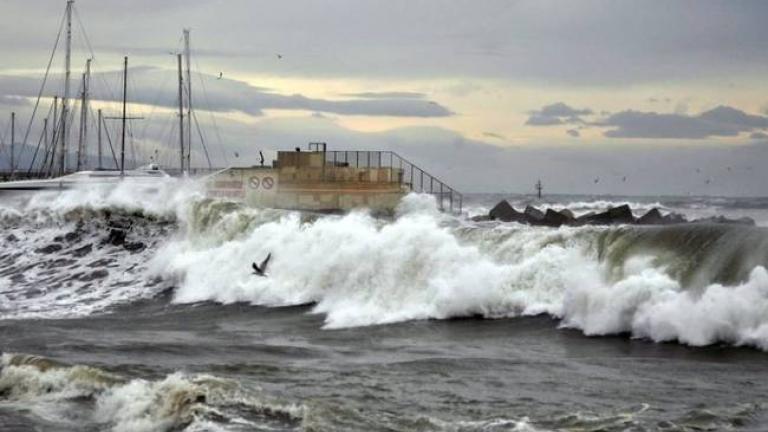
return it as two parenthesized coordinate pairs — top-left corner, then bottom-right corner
(535, 179), (543, 199)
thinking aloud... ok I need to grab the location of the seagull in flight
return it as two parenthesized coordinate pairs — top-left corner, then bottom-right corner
(276, 54), (283, 59)
(252, 253), (272, 277)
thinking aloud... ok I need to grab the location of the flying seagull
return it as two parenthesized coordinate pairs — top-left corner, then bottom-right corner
(252, 253), (272, 277)
(276, 54), (283, 59)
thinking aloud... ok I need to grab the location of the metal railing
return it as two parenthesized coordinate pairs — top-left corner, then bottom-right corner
(322, 150), (462, 213)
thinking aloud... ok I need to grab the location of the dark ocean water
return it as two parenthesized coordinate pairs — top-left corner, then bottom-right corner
(1, 183), (768, 431)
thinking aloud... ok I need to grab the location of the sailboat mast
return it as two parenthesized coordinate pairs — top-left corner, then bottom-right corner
(40, 117), (49, 176)
(121, 56), (127, 175)
(10, 112), (15, 175)
(77, 59), (91, 170)
(177, 53), (185, 173)
(48, 96), (58, 177)
(97, 109), (102, 169)
(60, 0), (73, 175)
(184, 29), (192, 171)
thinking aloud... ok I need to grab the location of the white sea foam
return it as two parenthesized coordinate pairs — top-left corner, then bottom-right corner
(155, 194), (768, 350)
(0, 353), (301, 432)
(21, 176), (204, 220)
(4, 184), (768, 350)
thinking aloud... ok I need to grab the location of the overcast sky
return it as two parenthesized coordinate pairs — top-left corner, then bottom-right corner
(0, 0), (767, 195)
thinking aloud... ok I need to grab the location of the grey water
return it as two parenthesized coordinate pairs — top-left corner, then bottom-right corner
(1, 189), (768, 431)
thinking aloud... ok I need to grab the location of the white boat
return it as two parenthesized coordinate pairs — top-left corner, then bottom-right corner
(0, 165), (169, 192)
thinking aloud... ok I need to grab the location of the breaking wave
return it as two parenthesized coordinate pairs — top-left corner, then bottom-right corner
(3, 182), (768, 351)
(154, 194), (768, 350)
(0, 353), (303, 432)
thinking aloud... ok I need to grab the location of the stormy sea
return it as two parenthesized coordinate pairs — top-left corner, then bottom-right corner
(1, 179), (768, 432)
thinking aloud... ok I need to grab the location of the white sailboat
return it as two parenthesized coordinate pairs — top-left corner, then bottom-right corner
(0, 2), (208, 193)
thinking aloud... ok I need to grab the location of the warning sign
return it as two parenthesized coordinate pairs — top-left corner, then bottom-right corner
(248, 176), (261, 189)
(262, 176), (275, 190)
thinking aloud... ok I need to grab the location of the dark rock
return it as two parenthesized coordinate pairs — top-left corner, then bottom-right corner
(5, 234), (18, 242)
(106, 229), (126, 246)
(489, 200), (525, 223)
(36, 244), (64, 254)
(470, 215), (491, 222)
(123, 241), (145, 252)
(636, 208), (665, 225)
(693, 215), (755, 226)
(540, 209), (571, 227)
(523, 206), (545, 223)
(559, 209), (575, 220)
(581, 204), (635, 225)
(664, 212), (687, 224)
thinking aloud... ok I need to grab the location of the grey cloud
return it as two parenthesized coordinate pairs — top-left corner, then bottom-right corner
(3, 1), (768, 85)
(341, 92), (425, 99)
(240, 116), (768, 195)
(750, 131), (768, 140)
(0, 69), (453, 118)
(525, 115), (562, 126)
(601, 106), (768, 139)
(539, 102), (592, 118)
(0, 95), (31, 107)
(566, 129), (580, 138)
(482, 131), (505, 140)
(699, 105), (768, 129)
(526, 102), (592, 126)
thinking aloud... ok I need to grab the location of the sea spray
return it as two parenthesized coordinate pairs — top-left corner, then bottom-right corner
(158, 194), (768, 350)
(0, 353), (303, 432)
(3, 184), (768, 350)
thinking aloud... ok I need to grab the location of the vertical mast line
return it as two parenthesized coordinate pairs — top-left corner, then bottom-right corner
(48, 96), (59, 177)
(184, 29), (192, 170)
(19, 4), (66, 175)
(10, 112), (15, 175)
(177, 54), (185, 173)
(97, 109), (102, 169)
(60, 0), (73, 175)
(121, 56), (127, 175)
